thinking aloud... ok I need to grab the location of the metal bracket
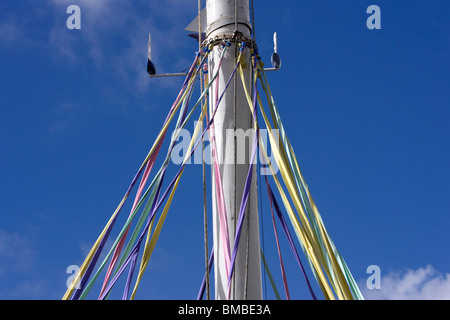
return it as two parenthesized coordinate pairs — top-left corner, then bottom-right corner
(149, 72), (188, 78)
(147, 31), (281, 79)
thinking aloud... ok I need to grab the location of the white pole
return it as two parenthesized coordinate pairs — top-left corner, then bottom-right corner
(206, 0), (262, 300)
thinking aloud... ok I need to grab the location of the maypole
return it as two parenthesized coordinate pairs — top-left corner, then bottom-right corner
(205, 0), (262, 300)
(62, 0), (365, 301)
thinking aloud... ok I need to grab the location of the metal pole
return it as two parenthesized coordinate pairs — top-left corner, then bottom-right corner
(206, 0), (262, 300)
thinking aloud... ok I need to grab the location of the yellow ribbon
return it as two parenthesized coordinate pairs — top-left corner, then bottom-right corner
(237, 57), (357, 300)
(62, 60), (201, 300)
(129, 94), (209, 299)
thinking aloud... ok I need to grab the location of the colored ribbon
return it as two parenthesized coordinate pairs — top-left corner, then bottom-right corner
(64, 45), (364, 301)
(225, 51), (259, 299)
(98, 47), (239, 300)
(65, 53), (203, 300)
(264, 174), (317, 300)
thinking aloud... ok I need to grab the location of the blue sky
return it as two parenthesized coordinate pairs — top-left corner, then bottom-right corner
(0, 0), (449, 300)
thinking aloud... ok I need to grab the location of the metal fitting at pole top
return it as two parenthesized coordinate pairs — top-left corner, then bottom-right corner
(201, 31), (257, 53)
(206, 0), (252, 39)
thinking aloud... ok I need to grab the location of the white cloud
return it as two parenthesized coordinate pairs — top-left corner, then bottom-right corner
(49, 26), (80, 62)
(47, 119), (74, 134)
(361, 265), (450, 300)
(46, 101), (90, 134)
(0, 230), (53, 299)
(0, 20), (23, 43)
(47, 0), (128, 63)
(0, 229), (72, 299)
(0, 229), (38, 275)
(46, 1), (194, 91)
(49, 0), (113, 17)
(0, 279), (50, 300)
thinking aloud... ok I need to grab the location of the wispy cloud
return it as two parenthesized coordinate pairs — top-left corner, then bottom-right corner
(47, 101), (88, 134)
(0, 1), (200, 124)
(0, 229), (65, 299)
(0, 229), (50, 299)
(0, 229), (37, 276)
(47, 0), (129, 63)
(0, 279), (50, 300)
(47, 119), (74, 134)
(361, 265), (450, 300)
(0, 20), (23, 43)
(45, 0), (197, 98)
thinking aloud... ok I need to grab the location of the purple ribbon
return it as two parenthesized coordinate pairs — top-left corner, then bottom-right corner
(70, 55), (201, 300)
(196, 249), (214, 300)
(225, 67), (259, 298)
(265, 177), (317, 300)
(98, 55), (241, 300)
